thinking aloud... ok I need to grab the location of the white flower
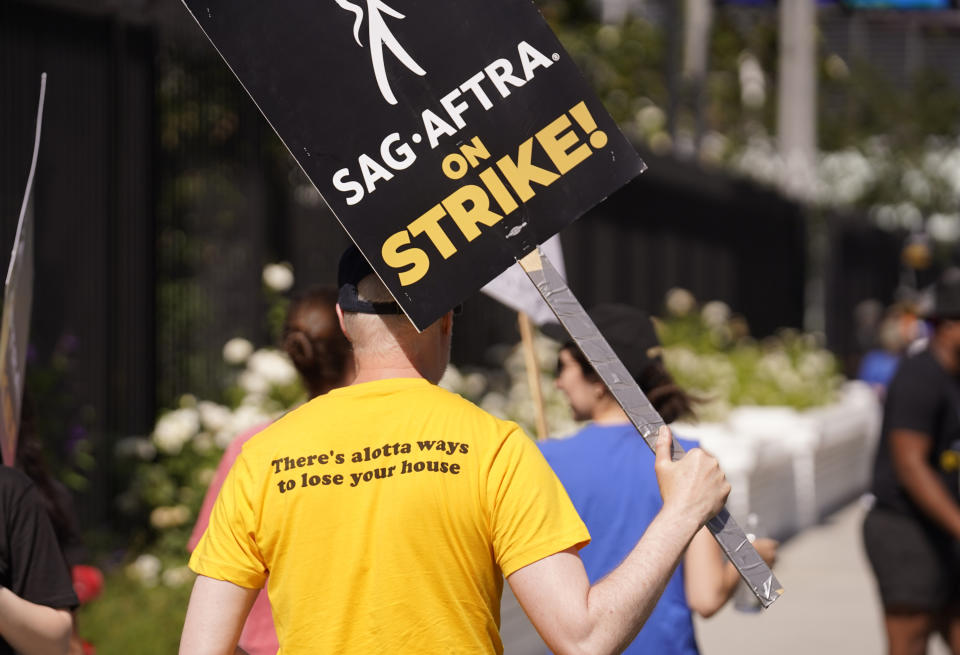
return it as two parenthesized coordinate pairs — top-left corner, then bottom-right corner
(152, 408), (200, 455)
(216, 405), (273, 448)
(439, 365), (464, 393)
(665, 288), (696, 317)
(701, 301), (731, 328)
(223, 337), (254, 365)
(126, 554), (162, 587)
(149, 505), (190, 529)
(738, 52), (766, 109)
(238, 370), (271, 395)
(636, 105), (665, 134)
(902, 168), (931, 205)
(928, 213), (960, 243)
(700, 132), (729, 164)
(463, 372), (487, 399)
(595, 24), (621, 50)
(197, 401), (231, 433)
(114, 437), (157, 461)
(480, 391), (508, 418)
(196, 467), (216, 487)
(248, 349), (298, 386)
(192, 431), (215, 454)
(262, 263), (294, 292)
(162, 566), (195, 588)
(824, 54), (849, 80)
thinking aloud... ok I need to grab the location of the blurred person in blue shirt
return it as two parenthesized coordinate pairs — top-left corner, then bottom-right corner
(539, 304), (777, 655)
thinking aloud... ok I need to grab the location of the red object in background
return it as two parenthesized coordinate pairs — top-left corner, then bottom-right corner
(71, 565), (103, 604)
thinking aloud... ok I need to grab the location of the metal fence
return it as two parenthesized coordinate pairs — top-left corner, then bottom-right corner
(0, 2), (155, 524)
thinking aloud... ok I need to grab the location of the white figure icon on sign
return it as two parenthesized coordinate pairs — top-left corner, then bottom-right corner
(334, 0), (426, 105)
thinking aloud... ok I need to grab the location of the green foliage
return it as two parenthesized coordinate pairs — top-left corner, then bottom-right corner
(77, 569), (192, 655)
(657, 293), (843, 422)
(25, 336), (96, 493)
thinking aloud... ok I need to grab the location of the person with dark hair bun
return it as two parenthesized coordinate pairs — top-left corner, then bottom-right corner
(280, 287), (353, 399)
(540, 303), (777, 655)
(188, 285), (353, 655)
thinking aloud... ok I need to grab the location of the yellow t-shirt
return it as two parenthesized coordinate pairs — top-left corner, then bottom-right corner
(190, 378), (589, 654)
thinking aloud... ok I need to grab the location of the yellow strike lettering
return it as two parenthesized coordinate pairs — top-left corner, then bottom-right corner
(478, 167), (518, 214)
(381, 231), (430, 286)
(536, 114), (591, 175)
(441, 154), (468, 180)
(496, 138), (560, 202)
(459, 136), (490, 168)
(442, 185), (503, 241)
(408, 204), (458, 259)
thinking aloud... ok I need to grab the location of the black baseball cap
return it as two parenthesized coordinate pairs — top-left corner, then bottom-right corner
(337, 245), (404, 315)
(336, 245), (462, 317)
(543, 303), (663, 380)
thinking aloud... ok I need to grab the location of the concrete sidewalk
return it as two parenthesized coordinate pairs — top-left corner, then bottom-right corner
(501, 499), (951, 655)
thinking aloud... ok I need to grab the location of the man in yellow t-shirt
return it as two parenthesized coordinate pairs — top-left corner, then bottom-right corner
(180, 246), (730, 655)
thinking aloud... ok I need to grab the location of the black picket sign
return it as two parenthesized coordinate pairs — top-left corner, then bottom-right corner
(182, 0), (644, 329)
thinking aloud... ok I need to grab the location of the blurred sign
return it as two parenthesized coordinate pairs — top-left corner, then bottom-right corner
(1, 74), (44, 466)
(181, 0), (644, 330)
(841, 0), (951, 6)
(723, 0), (952, 6)
(481, 235), (565, 326)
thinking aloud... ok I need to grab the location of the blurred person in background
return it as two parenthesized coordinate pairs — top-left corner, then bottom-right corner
(187, 286), (353, 655)
(0, 462), (76, 655)
(864, 269), (960, 655)
(540, 303), (777, 655)
(858, 308), (907, 398)
(15, 396), (100, 655)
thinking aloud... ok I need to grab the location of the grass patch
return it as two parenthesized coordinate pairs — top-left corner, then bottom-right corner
(76, 571), (192, 655)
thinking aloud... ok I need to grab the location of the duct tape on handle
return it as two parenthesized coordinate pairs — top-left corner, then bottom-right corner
(518, 247), (784, 609)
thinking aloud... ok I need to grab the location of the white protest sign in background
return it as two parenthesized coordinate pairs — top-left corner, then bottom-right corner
(1, 74), (44, 466)
(481, 235), (564, 326)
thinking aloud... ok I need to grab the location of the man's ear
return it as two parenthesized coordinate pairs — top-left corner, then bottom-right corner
(335, 304), (352, 343)
(441, 311), (454, 336)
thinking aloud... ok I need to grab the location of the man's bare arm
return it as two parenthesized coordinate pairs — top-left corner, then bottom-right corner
(891, 429), (960, 540)
(508, 427), (730, 655)
(179, 575), (258, 655)
(0, 587), (72, 655)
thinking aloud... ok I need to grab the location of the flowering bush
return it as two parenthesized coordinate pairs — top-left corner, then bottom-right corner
(440, 334), (581, 440)
(446, 289), (843, 434)
(733, 134), (960, 242)
(116, 264), (306, 588)
(658, 290), (843, 423)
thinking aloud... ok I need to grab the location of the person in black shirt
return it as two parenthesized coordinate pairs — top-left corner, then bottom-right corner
(864, 269), (960, 655)
(0, 465), (76, 655)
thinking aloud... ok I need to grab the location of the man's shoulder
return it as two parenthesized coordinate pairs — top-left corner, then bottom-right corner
(0, 465), (32, 496)
(889, 348), (942, 389)
(0, 467), (43, 526)
(240, 379), (521, 452)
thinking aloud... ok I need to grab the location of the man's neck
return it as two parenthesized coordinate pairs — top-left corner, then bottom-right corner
(351, 350), (432, 384)
(351, 365), (426, 384)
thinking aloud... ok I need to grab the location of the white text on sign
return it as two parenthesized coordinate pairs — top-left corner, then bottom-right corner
(331, 40), (557, 207)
